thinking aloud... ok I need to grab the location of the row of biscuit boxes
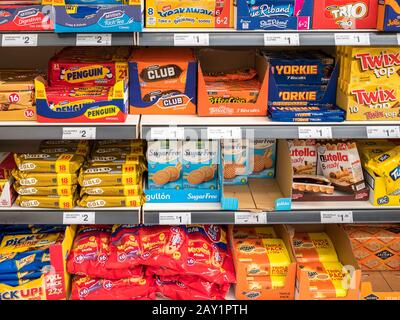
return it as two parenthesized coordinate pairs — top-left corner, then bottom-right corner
(2, 1), (400, 31)
(1, 224), (398, 300)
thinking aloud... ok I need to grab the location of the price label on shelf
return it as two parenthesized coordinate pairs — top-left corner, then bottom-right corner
(298, 127), (332, 139)
(76, 34), (112, 46)
(159, 212), (191, 225)
(366, 126), (400, 139)
(320, 211), (353, 224)
(2, 34), (38, 47)
(334, 33), (370, 46)
(207, 127), (242, 139)
(174, 34), (209, 46)
(150, 127), (185, 140)
(235, 212), (267, 224)
(264, 33), (300, 46)
(62, 127), (96, 140)
(63, 212), (95, 224)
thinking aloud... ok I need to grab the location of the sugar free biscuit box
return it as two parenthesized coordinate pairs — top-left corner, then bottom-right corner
(0, 5), (54, 31)
(313, 0), (378, 29)
(236, 0), (313, 30)
(145, 0), (234, 28)
(129, 48), (197, 115)
(378, 0), (400, 31)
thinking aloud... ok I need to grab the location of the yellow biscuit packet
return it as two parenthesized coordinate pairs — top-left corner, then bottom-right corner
(360, 146), (394, 164)
(78, 165), (142, 187)
(16, 194), (77, 209)
(14, 183), (77, 196)
(80, 185), (142, 197)
(78, 194), (145, 208)
(39, 145), (89, 157)
(232, 226), (277, 239)
(14, 153), (84, 173)
(12, 170), (78, 186)
(246, 275), (286, 290)
(91, 146), (145, 157)
(94, 139), (145, 148)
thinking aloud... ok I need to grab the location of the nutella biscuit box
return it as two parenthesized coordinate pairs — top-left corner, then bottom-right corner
(147, 140), (183, 190)
(182, 140), (219, 189)
(222, 139), (250, 185)
(288, 139), (317, 175)
(249, 139), (276, 178)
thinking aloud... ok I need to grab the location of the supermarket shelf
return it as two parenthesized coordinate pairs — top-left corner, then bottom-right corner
(139, 30), (399, 46)
(140, 115), (400, 139)
(0, 115), (140, 140)
(0, 205), (140, 224)
(143, 202), (400, 224)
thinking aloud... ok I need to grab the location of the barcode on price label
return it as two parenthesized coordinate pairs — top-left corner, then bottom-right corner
(159, 212), (191, 225)
(150, 127), (184, 140)
(298, 127), (332, 139)
(174, 34), (209, 46)
(264, 33), (300, 46)
(62, 127), (96, 140)
(320, 211), (353, 223)
(367, 126), (400, 139)
(76, 34), (112, 46)
(334, 33), (370, 46)
(63, 212), (95, 224)
(2, 34), (38, 47)
(207, 127), (242, 139)
(235, 212), (267, 224)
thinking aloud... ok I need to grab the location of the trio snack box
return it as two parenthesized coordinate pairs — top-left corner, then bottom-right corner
(287, 224), (361, 300)
(236, 0), (313, 30)
(129, 48), (197, 115)
(312, 0), (378, 29)
(145, 0), (234, 28)
(0, 5), (54, 31)
(378, 0), (400, 31)
(229, 225), (296, 300)
(361, 271), (400, 300)
(0, 226), (76, 300)
(197, 49), (269, 117)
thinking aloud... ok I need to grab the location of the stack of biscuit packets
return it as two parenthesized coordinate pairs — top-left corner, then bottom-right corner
(78, 140), (146, 208)
(12, 140), (89, 209)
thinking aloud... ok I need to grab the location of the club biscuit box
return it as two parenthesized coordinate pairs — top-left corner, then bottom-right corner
(378, 0), (400, 31)
(0, 5), (54, 31)
(145, 0), (234, 28)
(236, 0), (313, 30)
(129, 48), (196, 115)
(313, 0), (378, 29)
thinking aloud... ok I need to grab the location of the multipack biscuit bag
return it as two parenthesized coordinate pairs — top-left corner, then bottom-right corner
(78, 165), (142, 187)
(12, 170), (78, 187)
(249, 139), (276, 178)
(14, 184), (77, 197)
(147, 140), (182, 189)
(16, 194), (77, 209)
(182, 140), (219, 189)
(288, 139), (317, 175)
(78, 194), (145, 208)
(80, 185), (142, 197)
(14, 153), (84, 174)
(221, 139), (250, 185)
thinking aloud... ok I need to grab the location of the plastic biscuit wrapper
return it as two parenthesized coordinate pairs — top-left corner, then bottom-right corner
(14, 184), (77, 197)
(0, 232), (63, 254)
(39, 139), (89, 149)
(0, 225), (66, 236)
(16, 195), (77, 209)
(80, 185), (142, 197)
(232, 226), (277, 239)
(298, 262), (349, 299)
(14, 153), (85, 174)
(292, 232), (339, 264)
(245, 275), (286, 291)
(94, 139), (145, 148)
(0, 270), (45, 286)
(38, 145), (89, 157)
(88, 154), (145, 167)
(91, 146), (145, 157)
(78, 195), (145, 208)
(0, 249), (50, 274)
(0, 69), (37, 91)
(12, 170), (78, 186)
(78, 165), (142, 187)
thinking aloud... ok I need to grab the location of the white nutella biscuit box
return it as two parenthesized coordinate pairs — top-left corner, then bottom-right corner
(182, 140), (219, 189)
(147, 140), (182, 189)
(249, 139), (276, 178)
(288, 139), (317, 175)
(222, 139), (250, 185)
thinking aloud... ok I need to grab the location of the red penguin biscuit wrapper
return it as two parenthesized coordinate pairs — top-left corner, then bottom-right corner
(71, 275), (156, 300)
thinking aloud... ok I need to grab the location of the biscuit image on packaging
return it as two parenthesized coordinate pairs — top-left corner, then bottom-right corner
(80, 185), (142, 197)
(222, 139), (249, 185)
(246, 275), (286, 290)
(232, 226), (277, 239)
(249, 139), (276, 178)
(78, 165), (142, 187)
(288, 139), (317, 175)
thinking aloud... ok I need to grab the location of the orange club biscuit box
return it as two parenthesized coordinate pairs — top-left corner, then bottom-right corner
(129, 48), (196, 115)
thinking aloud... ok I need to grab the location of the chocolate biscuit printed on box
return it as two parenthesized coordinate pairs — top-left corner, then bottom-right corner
(236, 0), (313, 30)
(378, 0), (400, 31)
(0, 5), (54, 31)
(222, 139), (250, 185)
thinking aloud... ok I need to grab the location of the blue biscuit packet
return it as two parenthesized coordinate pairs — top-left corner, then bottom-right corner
(247, 1), (295, 18)
(269, 106), (345, 118)
(264, 50), (334, 85)
(277, 85), (327, 102)
(0, 249), (50, 274)
(0, 225), (66, 236)
(270, 116), (344, 122)
(0, 270), (44, 284)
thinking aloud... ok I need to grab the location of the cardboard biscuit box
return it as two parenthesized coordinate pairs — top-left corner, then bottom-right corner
(361, 271), (400, 300)
(378, 0), (400, 31)
(0, 5), (54, 31)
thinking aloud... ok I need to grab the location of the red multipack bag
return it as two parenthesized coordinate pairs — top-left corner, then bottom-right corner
(139, 226), (188, 273)
(71, 275), (156, 300)
(155, 275), (230, 300)
(67, 225), (142, 280)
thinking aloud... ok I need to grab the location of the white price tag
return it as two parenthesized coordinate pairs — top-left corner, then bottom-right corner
(235, 212), (267, 224)
(62, 127), (96, 140)
(320, 211), (353, 224)
(367, 126), (400, 139)
(334, 33), (370, 46)
(174, 34), (209, 46)
(150, 127), (184, 140)
(76, 34), (112, 46)
(159, 212), (191, 225)
(264, 33), (300, 46)
(298, 127), (332, 139)
(207, 127), (242, 139)
(63, 212), (95, 224)
(2, 34), (38, 47)
(397, 34), (400, 45)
